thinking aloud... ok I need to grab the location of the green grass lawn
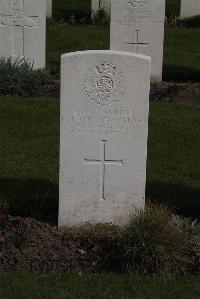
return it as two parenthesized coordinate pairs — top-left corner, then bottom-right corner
(52, 0), (181, 18)
(147, 102), (200, 216)
(46, 22), (200, 81)
(0, 98), (199, 218)
(166, 0), (181, 16)
(53, 0), (91, 19)
(47, 22), (109, 75)
(0, 97), (59, 217)
(0, 272), (200, 299)
(163, 26), (200, 81)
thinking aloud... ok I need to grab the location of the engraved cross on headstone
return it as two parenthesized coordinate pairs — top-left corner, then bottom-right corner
(0, 0), (39, 56)
(125, 30), (149, 53)
(84, 140), (123, 201)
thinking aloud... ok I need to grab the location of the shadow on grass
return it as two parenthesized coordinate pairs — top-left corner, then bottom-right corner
(0, 177), (58, 223)
(1, 178), (199, 221)
(53, 9), (91, 21)
(163, 65), (200, 82)
(146, 182), (200, 218)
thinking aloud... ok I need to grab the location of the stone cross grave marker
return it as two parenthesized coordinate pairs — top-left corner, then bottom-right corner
(180, 0), (200, 18)
(110, 0), (165, 82)
(0, 0), (46, 69)
(84, 140), (123, 201)
(125, 29), (149, 53)
(59, 50), (151, 227)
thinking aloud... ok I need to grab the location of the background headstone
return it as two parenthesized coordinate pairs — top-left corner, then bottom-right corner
(92, 0), (111, 16)
(59, 50), (151, 227)
(180, 0), (200, 18)
(0, 0), (46, 69)
(110, 0), (165, 82)
(46, 0), (52, 18)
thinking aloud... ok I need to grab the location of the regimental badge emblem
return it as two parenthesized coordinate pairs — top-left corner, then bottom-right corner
(84, 61), (125, 105)
(128, 0), (148, 8)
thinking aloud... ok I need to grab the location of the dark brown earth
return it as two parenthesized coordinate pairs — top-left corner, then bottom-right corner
(150, 82), (200, 103)
(37, 80), (60, 98)
(0, 215), (118, 273)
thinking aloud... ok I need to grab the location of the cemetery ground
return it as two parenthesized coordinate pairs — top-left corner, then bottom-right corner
(46, 22), (200, 81)
(166, 0), (181, 16)
(53, 0), (181, 18)
(1, 3), (200, 299)
(53, 0), (91, 19)
(0, 98), (200, 217)
(1, 272), (200, 299)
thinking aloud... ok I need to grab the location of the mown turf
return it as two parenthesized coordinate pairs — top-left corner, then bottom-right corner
(0, 97), (59, 216)
(46, 22), (109, 75)
(166, 0), (181, 16)
(46, 22), (200, 81)
(147, 102), (200, 216)
(0, 272), (200, 299)
(53, 0), (181, 18)
(53, 0), (91, 19)
(0, 98), (199, 218)
(163, 26), (200, 81)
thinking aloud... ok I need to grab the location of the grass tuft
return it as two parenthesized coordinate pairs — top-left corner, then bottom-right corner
(121, 204), (186, 273)
(0, 57), (50, 96)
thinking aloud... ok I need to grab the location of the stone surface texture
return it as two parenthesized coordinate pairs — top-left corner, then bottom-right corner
(0, 0), (46, 69)
(59, 50), (151, 227)
(110, 0), (165, 82)
(46, 0), (52, 18)
(180, 0), (200, 18)
(92, 0), (111, 15)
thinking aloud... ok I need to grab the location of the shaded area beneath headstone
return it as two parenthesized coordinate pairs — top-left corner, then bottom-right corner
(163, 65), (200, 82)
(1, 177), (199, 221)
(0, 177), (58, 223)
(146, 181), (200, 218)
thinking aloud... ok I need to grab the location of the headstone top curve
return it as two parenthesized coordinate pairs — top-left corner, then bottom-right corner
(61, 50), (151, 63)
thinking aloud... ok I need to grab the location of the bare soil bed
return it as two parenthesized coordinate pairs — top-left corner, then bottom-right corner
(0, 216), (115, 273)
(150, 82), (200, 103)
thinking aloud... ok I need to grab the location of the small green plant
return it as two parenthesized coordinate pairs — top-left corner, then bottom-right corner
(173, 215), (200, 235)
(93, 0), (109, 24)
(0, 57), (50, 96)
(173, 215), (200, 272)
(121, 204), (187, 274)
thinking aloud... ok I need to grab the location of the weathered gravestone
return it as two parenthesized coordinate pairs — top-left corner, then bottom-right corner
(59, 50), (151, 227)
(92, 0), (111, 16)
(180, 0), (200, 18)
(0, 0), (46, 69)
(110, 0), (165, 82)
(46, 0), (52, 18)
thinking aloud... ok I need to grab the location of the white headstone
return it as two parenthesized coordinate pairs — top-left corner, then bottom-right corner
(180, 0), (200, 18)
(46, 0), (52, 18)
(59, 50), (151, 227)
(110, 0), (165, 82)
(92, 0), (111, 16)
(0, 0), (46, 69)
